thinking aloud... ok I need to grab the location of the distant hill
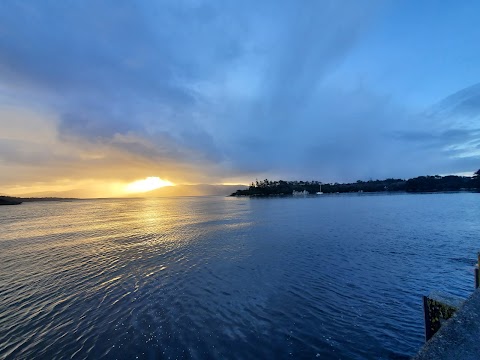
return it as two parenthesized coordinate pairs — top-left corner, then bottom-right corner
(140, 184), (247, 197)
(11, 184), (247, 199)
(18, 189), (89, 198)
(0, 196), (23, 205)
(0, 195), (78, 204)
(230, 174), (480, 196)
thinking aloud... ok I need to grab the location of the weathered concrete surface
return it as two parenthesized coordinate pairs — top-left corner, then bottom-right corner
(413, 288), (480, 360)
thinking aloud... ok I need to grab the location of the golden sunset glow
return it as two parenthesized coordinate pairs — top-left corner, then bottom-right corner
(124, 177), (174, 194)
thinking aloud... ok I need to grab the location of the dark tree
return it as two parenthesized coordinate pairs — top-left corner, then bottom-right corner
(474, 169), (480, 188)
(229, 169), (480, 196)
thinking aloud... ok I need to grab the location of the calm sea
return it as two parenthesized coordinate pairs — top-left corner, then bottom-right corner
(1, 193), (479, 359)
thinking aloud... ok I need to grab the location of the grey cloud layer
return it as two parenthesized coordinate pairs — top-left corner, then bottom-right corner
(0, 0), (478, 184)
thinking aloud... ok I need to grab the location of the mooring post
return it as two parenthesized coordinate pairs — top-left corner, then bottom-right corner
(422, 296), (432, 342)
(422, 296), (458, 342)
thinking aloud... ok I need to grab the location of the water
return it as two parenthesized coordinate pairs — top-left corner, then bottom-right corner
(0, 193), (479, 359)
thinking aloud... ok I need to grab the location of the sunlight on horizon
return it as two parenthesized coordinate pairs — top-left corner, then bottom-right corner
(124, 177), (174, 194)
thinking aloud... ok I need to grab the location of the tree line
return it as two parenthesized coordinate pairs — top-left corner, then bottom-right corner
(230, 169), (480, 196)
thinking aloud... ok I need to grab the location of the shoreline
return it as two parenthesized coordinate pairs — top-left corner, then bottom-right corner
(230, 189), (479, 197)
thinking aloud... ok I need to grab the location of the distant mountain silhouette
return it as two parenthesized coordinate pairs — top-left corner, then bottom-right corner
(18, 189), (90, 198)
(139, 184), (247, 197)
(0, 196), (22, 205)
(14, 184), (247, 199)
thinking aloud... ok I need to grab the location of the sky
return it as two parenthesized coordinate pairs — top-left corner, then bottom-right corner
(1, 0), (480, 197)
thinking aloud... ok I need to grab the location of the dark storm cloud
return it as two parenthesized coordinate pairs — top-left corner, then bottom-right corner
(392, 128), (480, 149)
(0, 0), (479, 184)
(383, 83), (480, 177)
(429, 83), (480, 119)
(0, 0), (240, 166)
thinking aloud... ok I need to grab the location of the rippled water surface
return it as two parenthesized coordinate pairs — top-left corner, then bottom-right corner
(1, 193), (479, 359)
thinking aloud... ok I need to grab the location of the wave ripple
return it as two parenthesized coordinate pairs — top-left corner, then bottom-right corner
(1, 194), (478, 359)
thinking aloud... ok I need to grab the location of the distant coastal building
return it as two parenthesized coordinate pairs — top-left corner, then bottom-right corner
(292, 190), (309, 196)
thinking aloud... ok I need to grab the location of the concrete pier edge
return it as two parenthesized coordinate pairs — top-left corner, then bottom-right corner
(413, 288), (480, 360)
